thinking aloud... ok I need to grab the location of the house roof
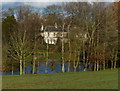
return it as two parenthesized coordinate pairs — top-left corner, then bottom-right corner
(44, 26), (67, 32)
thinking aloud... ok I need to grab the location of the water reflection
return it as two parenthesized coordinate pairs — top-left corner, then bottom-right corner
(3, 61), (88, 75)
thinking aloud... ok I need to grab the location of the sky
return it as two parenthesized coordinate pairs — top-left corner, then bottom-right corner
(1, 0), (117, 2)
(1, 0), (117, 9)
(2, 2), (59, 9)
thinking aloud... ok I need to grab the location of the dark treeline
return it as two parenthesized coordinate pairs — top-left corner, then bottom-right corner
(2, 2), (119, 75)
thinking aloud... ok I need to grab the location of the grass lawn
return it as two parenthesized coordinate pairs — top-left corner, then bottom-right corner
(2, 69), (118, 89)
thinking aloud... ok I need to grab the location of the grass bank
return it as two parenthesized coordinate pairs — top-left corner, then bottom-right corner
(2, 69), (118, 89)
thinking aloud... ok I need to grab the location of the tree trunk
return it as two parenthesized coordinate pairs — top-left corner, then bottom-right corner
(61, 32), (65, 73)
(20, 58), (23, 75)
(45, 61), (48, 73)
(84, 62), (87, 71)
(61, 52), (65, 73)
(67, 61), (70, 72)
(79, 61), (81, 70)
(32, 57), (36, 74)
(96, 61), (99, 71)
(114, 51), (117, 69)
(84, 57), (88, 71)
(67, 42), (71, 72)
(103, 61), (105, 70)
(62, 61), (65, 72)
(45, 43), (49, 73)
(83, 40), (86, 71)
(73, 61), (76, 72)
(111, 48), (115, 69)
(68, 24), (71, 72)
(111, 60), (113, 69)
(37, 61), (40, 74)
(114, 61), (116, 69)
(32, 27), (37, 74)
(23, 60), (25, 74)
(73, 60), (77, 72)
(12, 64), (13, 75)
(106, 61), (108, 69)
(99, 64), (102, 71)
(73, 50), (79, 72)
(74, 67), (77, 72)
(94, 61), (96, 71)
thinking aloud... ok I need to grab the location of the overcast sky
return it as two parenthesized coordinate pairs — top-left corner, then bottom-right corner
(1, 0), (116, 2)
(2, 0), (116, 9)
(2, 2), (59, 9)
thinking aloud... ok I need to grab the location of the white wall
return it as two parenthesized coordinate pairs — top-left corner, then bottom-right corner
(41, 31), (67, 45)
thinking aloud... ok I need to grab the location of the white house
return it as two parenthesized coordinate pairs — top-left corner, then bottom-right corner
(40, 26), (67, 45)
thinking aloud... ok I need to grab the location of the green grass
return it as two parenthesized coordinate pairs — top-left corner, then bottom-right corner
(2, 69), (118, 89)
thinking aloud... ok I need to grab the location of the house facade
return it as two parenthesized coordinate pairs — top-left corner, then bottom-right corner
(40, 26), (67, 45)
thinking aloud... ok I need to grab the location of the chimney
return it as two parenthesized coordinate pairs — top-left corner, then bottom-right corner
(41, 24), (44, 31)
(55, 23), (57, 28)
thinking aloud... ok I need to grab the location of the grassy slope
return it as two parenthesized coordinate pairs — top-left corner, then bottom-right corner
(2, 69), (118, 89)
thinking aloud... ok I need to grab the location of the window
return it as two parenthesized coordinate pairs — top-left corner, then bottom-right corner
(54, 39), (56, 44)
(48, 32), (49, 37)
(47, 39), (49, 43)
(51, 39), (52, 44)
(54, 33), (55, 37)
